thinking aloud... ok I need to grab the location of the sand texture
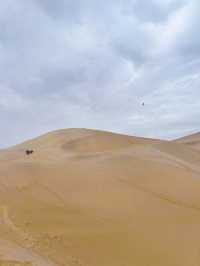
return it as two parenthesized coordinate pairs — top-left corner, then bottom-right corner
(0, 128), (200, 266)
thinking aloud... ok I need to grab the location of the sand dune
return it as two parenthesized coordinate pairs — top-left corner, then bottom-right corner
(175, 132), (200, 150)
(0, 128), (200, 266)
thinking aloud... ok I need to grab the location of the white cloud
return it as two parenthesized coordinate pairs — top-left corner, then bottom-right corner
(0, 85), (29, 111)
(0, 0), (199, 147)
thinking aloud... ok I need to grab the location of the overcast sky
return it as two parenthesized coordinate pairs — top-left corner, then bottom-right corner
(0, 0), (200, 147)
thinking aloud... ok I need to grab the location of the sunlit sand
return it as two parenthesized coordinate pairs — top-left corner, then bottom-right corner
(0, 129), (200, 266)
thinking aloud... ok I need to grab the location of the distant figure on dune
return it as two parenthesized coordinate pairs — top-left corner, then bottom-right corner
(142, 102), (145, 106)
(25, 149), (34, 155)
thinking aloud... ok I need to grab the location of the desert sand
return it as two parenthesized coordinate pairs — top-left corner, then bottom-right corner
(0, 128), (200, 266)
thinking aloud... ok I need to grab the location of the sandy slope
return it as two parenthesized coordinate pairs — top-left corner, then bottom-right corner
(0, 128), (200, 266)
(175, 132), (200, 150)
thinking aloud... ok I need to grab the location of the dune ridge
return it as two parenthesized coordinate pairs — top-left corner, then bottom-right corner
(175, 132), (200, 150)
(0, 128), (200, 266)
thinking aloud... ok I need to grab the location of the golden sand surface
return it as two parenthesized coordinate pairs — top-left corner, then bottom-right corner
(175, 132), (200, 151)
(0, 129), (200, 266)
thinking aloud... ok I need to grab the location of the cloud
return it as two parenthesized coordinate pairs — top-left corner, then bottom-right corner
(130, 0), (186, 23)
(0, 0), (200, 147)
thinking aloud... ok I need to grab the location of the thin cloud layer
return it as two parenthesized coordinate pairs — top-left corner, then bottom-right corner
(0, 0), (199, 147)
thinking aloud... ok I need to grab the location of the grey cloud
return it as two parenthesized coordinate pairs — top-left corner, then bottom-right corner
(0, 0), (200, 147)
(130, 0), (186, 23)
(175, 2), (200, 59)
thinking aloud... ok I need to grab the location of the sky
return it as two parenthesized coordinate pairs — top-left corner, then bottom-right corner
(0, 0), (200, 147)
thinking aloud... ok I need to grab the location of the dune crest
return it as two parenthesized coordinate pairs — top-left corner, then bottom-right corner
(0, 128), (200, 266)
(175, 132), (200, 150)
